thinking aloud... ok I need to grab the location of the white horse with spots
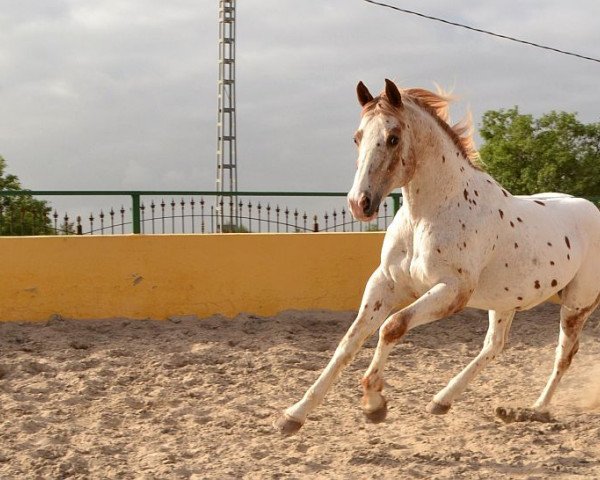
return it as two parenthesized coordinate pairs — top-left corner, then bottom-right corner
(275, 79), (600, 434)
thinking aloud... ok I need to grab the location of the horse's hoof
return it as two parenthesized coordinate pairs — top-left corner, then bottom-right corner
(273, 414), (304, 435)
(364, 398), (388, 423)
(426, 400), (451, 415)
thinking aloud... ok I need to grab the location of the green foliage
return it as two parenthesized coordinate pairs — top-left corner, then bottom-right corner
(220, 222), (250, 233)
(0, 156), (54, 235)
(479, 108), (600, 197)
(365, 224), (384, 232)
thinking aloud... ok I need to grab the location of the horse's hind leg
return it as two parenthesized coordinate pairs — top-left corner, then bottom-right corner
(533, 276), (600, 410)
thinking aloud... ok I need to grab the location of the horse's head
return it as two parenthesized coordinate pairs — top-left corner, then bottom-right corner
(348, 79), (414, 221)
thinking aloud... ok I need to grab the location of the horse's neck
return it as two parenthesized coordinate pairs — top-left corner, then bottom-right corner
(401, 110), (478, 218)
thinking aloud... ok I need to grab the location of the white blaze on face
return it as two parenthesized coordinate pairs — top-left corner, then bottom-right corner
(348, 113), (400, 221)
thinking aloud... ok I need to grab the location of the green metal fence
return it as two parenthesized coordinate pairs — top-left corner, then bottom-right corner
(5, 190), (596, 237)
(0, 190), (404, 236)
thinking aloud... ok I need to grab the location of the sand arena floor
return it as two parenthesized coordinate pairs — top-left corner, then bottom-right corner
(0, 303), (599, 479)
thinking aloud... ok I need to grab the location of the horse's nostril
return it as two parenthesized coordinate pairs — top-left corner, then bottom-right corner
(359, 194), (371, 212)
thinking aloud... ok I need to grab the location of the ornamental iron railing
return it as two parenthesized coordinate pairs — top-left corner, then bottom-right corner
(0, 191), (403, 236)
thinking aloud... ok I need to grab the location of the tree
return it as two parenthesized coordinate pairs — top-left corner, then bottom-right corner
(0, 156), (53, 235)
(220, 222), (250, 233)
(479, 108), (600, 197)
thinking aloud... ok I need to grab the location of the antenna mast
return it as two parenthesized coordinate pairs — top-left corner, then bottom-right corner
(216, 0), (238, 231)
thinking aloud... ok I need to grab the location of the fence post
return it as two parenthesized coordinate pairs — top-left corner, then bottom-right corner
(391, 193), (401, 214)
(131, 193), (141, 234)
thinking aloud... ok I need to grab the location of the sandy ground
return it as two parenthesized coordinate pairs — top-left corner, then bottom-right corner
(0, 303), (599, 479)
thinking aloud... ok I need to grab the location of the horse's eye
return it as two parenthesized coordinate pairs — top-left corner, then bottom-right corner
(388, 135), (399, 147)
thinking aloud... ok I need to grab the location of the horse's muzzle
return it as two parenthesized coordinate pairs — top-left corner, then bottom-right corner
(348, 192), (380, 221)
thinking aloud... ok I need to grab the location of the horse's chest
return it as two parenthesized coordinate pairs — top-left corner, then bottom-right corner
(384, 228), (440, 294)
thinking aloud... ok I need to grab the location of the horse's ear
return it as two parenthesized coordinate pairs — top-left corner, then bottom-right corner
(356, 81), (374, 107)
(384, 79), (402, 108)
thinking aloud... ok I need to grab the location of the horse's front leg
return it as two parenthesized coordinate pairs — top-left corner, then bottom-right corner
(426, 309), (514, 413)
(274, 267), (405, 435)
(361, 278), (472, 418)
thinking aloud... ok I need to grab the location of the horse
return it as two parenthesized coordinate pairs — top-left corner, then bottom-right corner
(274, 79), (600, 435)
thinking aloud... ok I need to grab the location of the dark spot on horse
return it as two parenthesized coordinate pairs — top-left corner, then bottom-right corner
(559, 340), (580, 370)
(463, 189), (468, 201)
(462, 223), (466, 230)
(534, 280), (540, 289)
(456, 152), (459, 157)
(382, 311), (412, 344)
(514, 243), (518, 249)
(565, 236), (571, 249)
(373, 300), (383, 311)
(463, 242), (467, 248)
(499, 209), (504, 219)
(510, 221), (514, 227)
(475, 230), (478, 234)
(377, 143), (381, 147)
(474, 190), (479, 197)
(534, 200), (545, 206)
(401, 157), (406, 166)
(361, 376), (371, 391)
(517, 217), (523, 223)
(440, 291), (470, 317)
(486, 179), (492, 184)
(416, 188), (420, 194)
(532, 257), (539, 266)
(551, 279), (558, 287)
(547, 242), (552, 247)
(492, 244), (496, 250)
(442, 155), (446, 163)
(436, 248), (441, 253)
(550, 261), (555, 266)
(498, 319), (503, 323)
(502, 190), (508, 197)
(364, 303), (369, 309)
(517, 296), (523, 301)
(567, 254), (571, 260)
(460, 166), (465, 172)
(504, 287), (509, 291)
(505, 263), (508, 268)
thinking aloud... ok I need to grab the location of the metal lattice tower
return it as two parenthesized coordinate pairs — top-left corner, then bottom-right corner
(216, 0), (237, 231)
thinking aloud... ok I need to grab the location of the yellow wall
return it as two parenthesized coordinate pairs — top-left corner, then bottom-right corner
(0, 233), (384, 322)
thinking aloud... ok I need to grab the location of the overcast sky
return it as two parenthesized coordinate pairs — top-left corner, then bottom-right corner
(0, 0), (598, 218)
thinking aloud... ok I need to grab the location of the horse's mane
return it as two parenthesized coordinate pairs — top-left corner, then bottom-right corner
(404, 88), (481, 169)
(364, 86), (482, 170)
